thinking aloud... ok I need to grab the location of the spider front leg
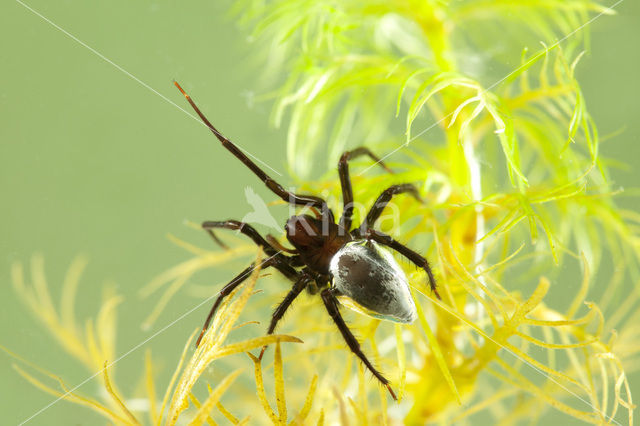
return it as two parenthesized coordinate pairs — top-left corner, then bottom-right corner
(321, 287), (397, 400)
(365, 229), (440, 300)
(337, 147), (394, 231)
(203, 220), (278, 255)
(258, 272), (313, 360)
(175, 81), (334, 222)
(202, 220), (299, 280)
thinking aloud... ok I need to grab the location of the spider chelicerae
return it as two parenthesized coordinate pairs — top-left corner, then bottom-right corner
(174, 81), (440, 400)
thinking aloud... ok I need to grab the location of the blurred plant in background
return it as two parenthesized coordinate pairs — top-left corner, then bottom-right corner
(6, 0), (640, 424)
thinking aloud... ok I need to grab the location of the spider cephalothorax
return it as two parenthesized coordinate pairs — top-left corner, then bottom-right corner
(174, 81), (440, 400)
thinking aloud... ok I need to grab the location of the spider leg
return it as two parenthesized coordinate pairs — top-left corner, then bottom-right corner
(174, 81), (334, 222)
(196, 263), (257, 347)
(196, 254), (297, 347)
(202, 220), (278, 255)
(365, 229), (440, 300)
(358, 184), (422, 235)
(321, 288), (397, 400)
(202, 220), (299, 280)
(338, 147), (394, 231)
(258, 272), (312, 360)
(265, 234), (297, 254)
(204, 228), (230, 250)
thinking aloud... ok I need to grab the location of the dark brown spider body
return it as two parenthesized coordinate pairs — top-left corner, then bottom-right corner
(286, 215), (351, 275)
(174, 81), (440, 401)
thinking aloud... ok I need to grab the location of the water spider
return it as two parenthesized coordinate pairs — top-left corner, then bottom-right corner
(174, 81), (440, 400)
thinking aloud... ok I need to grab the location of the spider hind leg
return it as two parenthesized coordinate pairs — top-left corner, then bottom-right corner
(321, 287), (397, 400)
(258, 273), (312, 360)
(366, 229), (440, 300)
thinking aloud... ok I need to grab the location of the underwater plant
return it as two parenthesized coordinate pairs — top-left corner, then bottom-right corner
(6, 0), (639, 424)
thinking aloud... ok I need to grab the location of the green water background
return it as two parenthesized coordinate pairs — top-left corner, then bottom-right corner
(1, 1), (639, 424)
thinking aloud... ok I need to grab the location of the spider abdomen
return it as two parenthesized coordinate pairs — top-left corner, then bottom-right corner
(329, 240), (417, 323)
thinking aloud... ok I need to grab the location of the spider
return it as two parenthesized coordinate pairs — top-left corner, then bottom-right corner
(174, 81), (440, 400)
